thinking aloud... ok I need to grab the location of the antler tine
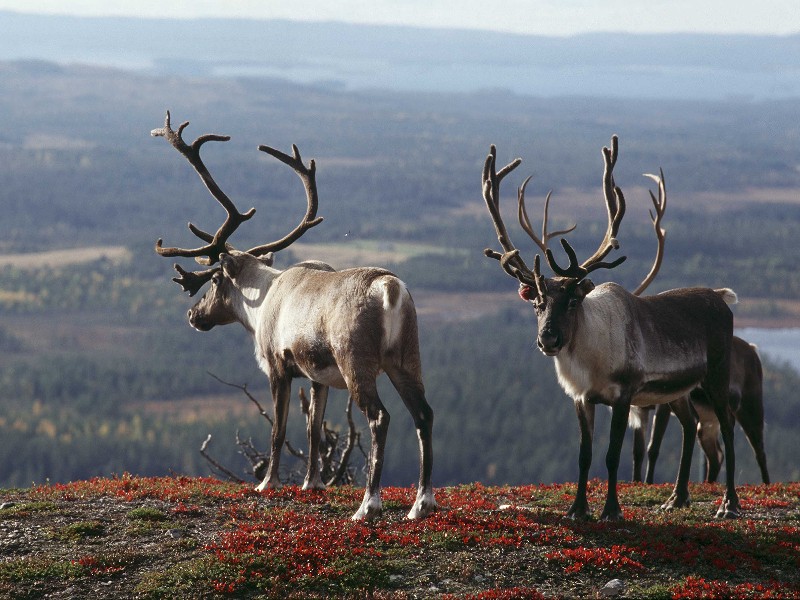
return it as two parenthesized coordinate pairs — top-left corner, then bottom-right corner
(544, 135), (627, 279)
(153, 111), (256, 266)
(482, 146), (520, 247)
(518, 178), (577, 255)
(171, 264), (219, 297)
(582, 134), (626, 268)
(481, 146), (542, 288)
(632, 169), (667, 296)
(246, 143), (324, 256)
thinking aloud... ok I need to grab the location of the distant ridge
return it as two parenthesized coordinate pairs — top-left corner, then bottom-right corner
(1, 10), (798, 99)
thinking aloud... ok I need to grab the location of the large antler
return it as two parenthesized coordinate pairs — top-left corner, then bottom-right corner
(481, 145), (546, 295)
(632, 169), (667, 296)
(247, 143), (323, 255)
(517, 176), (576, 254)
(152, 111), (256, 267)
(152, 111), (324, 296)
(545, 135), (628, 280)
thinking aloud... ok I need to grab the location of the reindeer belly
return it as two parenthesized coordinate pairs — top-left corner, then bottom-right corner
(278, 344), (348, 389)
(303, 365), (348, 389)
(628, 339), (707, 404)
(632, 365), (707, 406)
(556, 343), (707, 406)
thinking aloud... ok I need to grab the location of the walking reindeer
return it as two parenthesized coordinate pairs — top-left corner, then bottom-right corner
(152, 112), (435, 521)
(481, 136), (740, 519)
(624, 175), (770, 487)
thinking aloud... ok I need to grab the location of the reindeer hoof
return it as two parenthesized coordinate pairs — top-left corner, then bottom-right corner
(600, 508), (624, 522)
(715, 495), (741, 519)
(660, 492), (691, 511)
(254, 478), (282, 493)
(352, 495), (382, 521)
(406, 490), (437, 520)
(715, 504), (741, 519)
(301, 479), (326, 491)
(598, 497), (624, 521)
(566, 502), (591, 521)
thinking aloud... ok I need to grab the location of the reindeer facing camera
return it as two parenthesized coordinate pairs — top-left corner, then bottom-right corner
(151, 112), (435, 521)
(481, 136), (740, 520)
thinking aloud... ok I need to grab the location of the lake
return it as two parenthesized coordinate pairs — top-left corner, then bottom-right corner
(736, 328), (800, 373)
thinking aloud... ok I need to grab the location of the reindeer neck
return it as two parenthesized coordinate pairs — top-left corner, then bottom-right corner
(234, 265), (281, 335)
(556, 284), (631, 363)
(551, 284), (632, 401)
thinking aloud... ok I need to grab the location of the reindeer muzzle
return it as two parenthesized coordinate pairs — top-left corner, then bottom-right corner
(188, 308), (215, 332)
(537, 329), (562, 356)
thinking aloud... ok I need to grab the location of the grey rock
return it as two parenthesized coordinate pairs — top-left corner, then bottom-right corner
(600, 578), (625, 597)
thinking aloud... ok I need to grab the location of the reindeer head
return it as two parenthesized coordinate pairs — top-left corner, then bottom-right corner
(151, 111), (323, 327)
(482, 136), (665, 356)
(519, 275), (595, 355)
(187, 251), (274, 331)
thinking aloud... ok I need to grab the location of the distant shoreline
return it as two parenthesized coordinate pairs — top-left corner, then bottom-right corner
(736, 327), (800, 373)
(1, 12), (799, 101)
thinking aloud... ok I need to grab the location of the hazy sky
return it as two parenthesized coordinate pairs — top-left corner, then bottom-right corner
(0, 0), (798, 36)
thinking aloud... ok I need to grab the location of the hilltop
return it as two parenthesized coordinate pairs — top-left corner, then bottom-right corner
(1, 476), (799, 598)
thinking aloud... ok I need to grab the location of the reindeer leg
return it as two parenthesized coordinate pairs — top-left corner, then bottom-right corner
(631, 407), (647, 483)
(567, 400), (595, 520)
(661, 396), (696, 510)
(706, 352), (740, 518)
(735, 392), (770, 485)
(697, 420), (723, 483)
(645, 403), (671, 484)
(692, 393), (723, 482)
(387, 366), (436, 519)
(255, 376), (291, 492)
(601, 397), (630, 521)
(716, 405), (740, 518)
(302, 382), (328, 491)
(350, 379), (390, 521)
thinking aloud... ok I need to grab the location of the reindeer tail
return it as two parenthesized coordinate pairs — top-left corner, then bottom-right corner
(714, 288), (738, 305)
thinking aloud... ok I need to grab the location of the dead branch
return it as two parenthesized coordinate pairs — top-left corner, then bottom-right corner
(199, 434), (246, 483)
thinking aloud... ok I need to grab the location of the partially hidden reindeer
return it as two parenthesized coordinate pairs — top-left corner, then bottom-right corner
(151, 112), (435, 521)
(481, 135), (741, 519)
(632, 339), (769, 485)
(625, 179), (770, 486)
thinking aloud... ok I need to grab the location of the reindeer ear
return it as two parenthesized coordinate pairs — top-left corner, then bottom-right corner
(576, 279), (595, 299)
(259, 252), (274, 267)
(220, 253), (242, 278)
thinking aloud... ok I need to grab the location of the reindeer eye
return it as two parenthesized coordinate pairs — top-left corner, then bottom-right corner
(211, 272), (223, 285)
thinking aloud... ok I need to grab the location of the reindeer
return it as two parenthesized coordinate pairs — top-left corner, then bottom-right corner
(632, 337), (769, 485)
(151, 112), (435, 521)
(481, 136), (740, 520)
(625, 183), (770, 486)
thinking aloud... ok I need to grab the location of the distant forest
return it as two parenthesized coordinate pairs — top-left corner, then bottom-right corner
(0, 59), (799, 490)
